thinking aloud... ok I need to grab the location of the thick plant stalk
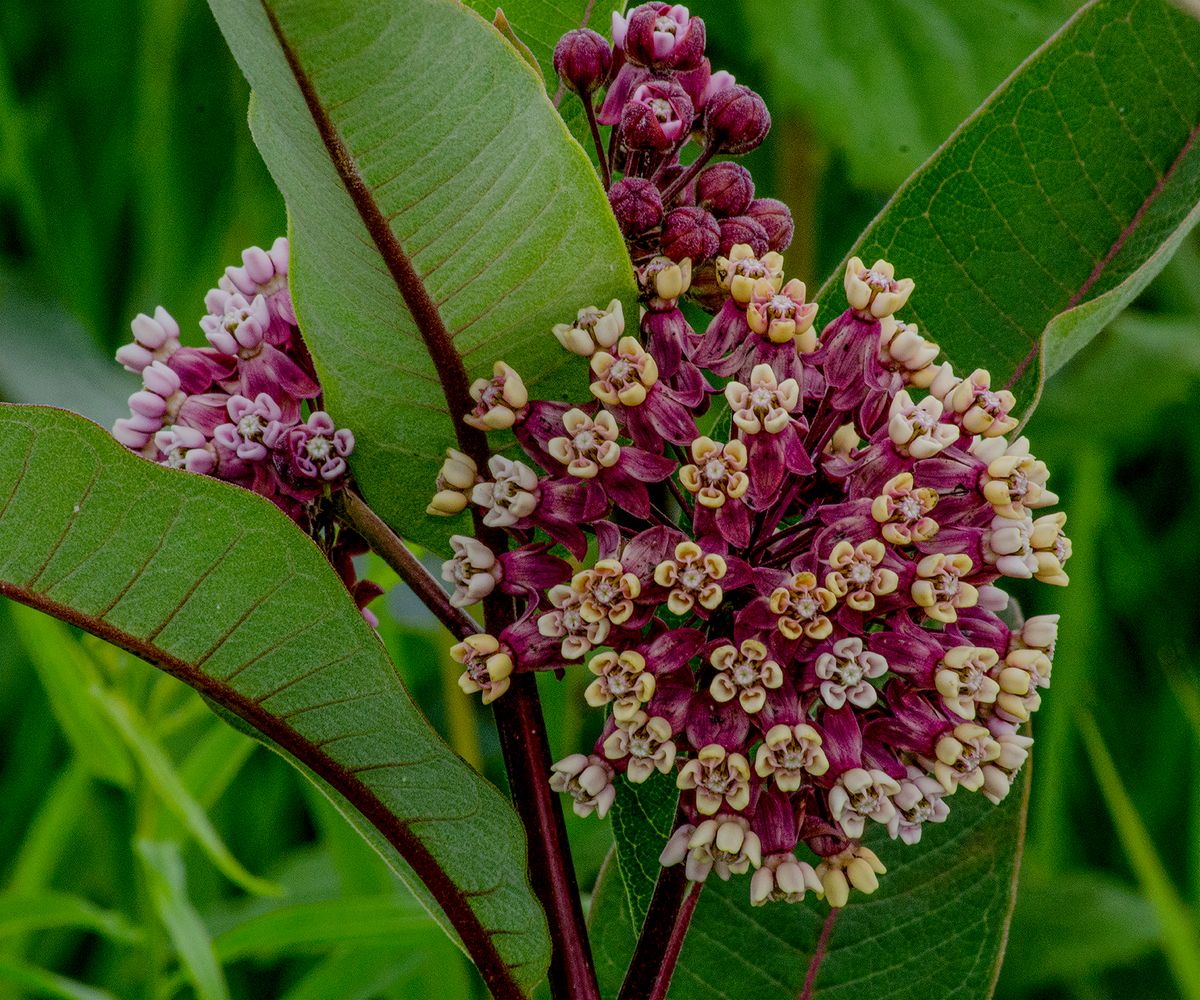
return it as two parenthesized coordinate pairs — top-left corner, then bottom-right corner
(617, 862), (692, 1000)
(484, 592), (601, 1000)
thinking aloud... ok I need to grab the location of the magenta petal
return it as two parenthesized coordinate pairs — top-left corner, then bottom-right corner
(715, 498), (752, 548)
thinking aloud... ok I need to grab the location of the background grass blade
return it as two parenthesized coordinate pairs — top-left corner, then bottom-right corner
(1078, 709), (1200, 999)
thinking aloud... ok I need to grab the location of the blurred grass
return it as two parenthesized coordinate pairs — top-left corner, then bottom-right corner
(1, 1), (1199, 998)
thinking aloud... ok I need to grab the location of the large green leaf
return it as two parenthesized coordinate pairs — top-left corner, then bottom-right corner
(814, 0), (1200, 413)
(0, 404), (548, 998)
(589, 767), (1030, 1000)
(207, 0), (636, 553)
(609, 772), (678, 928)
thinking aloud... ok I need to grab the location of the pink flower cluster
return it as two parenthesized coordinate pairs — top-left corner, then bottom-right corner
(112, 239), (377, 624)
(440, 243), (1067, 906)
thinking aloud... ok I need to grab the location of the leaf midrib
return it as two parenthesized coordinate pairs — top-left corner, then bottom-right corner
(255, 0), (492, 474)
(0, 578), (528, 1000)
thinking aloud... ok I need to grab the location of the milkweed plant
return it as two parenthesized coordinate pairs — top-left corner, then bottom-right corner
(4, 1), (1198, 998)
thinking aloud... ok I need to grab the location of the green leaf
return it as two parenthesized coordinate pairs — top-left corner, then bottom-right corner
(609, 772), (677, 928)
(8, 606), (133, 787)
(208, 0), (636, 553)
(739, 0), (1074, 192)
(214, 896), (440, 962)
(814, 0), (1200, 413)
(460, 0), (626, 152)
(0, 892), (139, 943)
(0, 404), (549, 997)
(136, 839), (231, 1000)
(88, 685), (277, 897)
(1078, 708), (1200, 999)
(590, 767), (1030, 999)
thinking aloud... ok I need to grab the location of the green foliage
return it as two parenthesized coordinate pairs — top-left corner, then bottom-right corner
(608, 773), (677, 927)
(0, 403), (549, 993)
(814, 0), (1200, 409)
(208, 0), (636, 554)
(592, 768), (1030, 999)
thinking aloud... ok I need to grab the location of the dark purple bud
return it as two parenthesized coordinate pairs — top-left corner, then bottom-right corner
(718, 214), (769, 257)
(704, 84), (771, 155)
(696, 162), (755, 217)
(661, 206), (720, 264)
(747, 197), (794, 252)
(553, 29), (612, 97)
(608, 177), (664, 237)
(623, 3), (706, 71)
(620, 79), (694, 152)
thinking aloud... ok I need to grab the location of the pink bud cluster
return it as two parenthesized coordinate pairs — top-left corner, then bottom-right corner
(555, 3), (789, 311)
(112, 239), (377, 624)
(434, 237), (1067, 906)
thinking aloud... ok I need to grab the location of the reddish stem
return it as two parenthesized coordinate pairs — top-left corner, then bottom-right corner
(617, 860), (692, 1000)
(484, 594), (600, 1000)
(649, 880), (703, 1000)
(799, 907), (839, 1000)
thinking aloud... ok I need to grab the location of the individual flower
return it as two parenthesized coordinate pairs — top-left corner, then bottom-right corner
(709, 638), (783, 713)
(464, 362), (528, 431)
(824, 539), (900, 613)
(754, 724), (829, 790)
(452, 633), (514, 705)
(871, 472), (940, 545)
(766, 572), (837, 642)
(653, 540), (728, 615)
(812, 636), (888, 709)
(676, 743), (752, 814)
(603, 711), (678, 783)
(844, 257), (914, 319)
(553, 300), (625, 358)
(428, 448), (478, 516)
(911, 553), (979, 624)
(585, 649), (657, 721)
(750, 853), (823, 905)
(550, 754), (616, 819)
(828, 767), (900, 838)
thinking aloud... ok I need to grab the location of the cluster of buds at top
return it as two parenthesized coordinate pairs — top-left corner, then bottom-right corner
(112, 239), (374, 625)
(425, 7), (1070, 914)
(554, 4), (790, 315)
(430, 239), (1066, 911)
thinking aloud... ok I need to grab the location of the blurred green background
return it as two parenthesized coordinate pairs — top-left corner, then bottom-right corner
(1, 1), (1198, 998)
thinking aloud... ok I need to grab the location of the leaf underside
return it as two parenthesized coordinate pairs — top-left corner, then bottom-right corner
(815, 0), (1200, 414)
(209, 0), (636, 555)
(590, 765), (1031, 1000)
(0, 404), (549, 997)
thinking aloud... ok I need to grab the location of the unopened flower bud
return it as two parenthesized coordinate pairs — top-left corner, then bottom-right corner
(704, 84), (771, 154)
(717, 215), (769, 258)
(553, 29), (612, 97)
(661, 206), (720, 264)
(746, 198), (794, 252)
(695, 162), (755, 217)
(608, 177), (664, 238)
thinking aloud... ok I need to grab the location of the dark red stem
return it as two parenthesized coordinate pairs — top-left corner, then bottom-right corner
(660, 143), (715, 205)
(585, 100), (613, 189)
(616, 861), (691, 1000)
(336, 490), (476, 640)
(483, 592), (600, 1000)
(649, 880), (703, 1000)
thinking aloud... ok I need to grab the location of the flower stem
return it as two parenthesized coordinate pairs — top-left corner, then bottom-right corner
(484, 595), (600, 1000)
(617, 860), (697, 1000)
(660, 143), (715, 205)
(799, 908), (839, 1000)
(620, 870), (703, 1000)
(336, 490), (477, 640)
(339, 490), (598, 999)
(585, 101), (613, 189)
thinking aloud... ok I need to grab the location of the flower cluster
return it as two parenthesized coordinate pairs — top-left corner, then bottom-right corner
(555, 2), (790, 319)
(112, 239), (376, 624)
(436, 235), (1066, 907)
(435, 18), (1070, 896)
